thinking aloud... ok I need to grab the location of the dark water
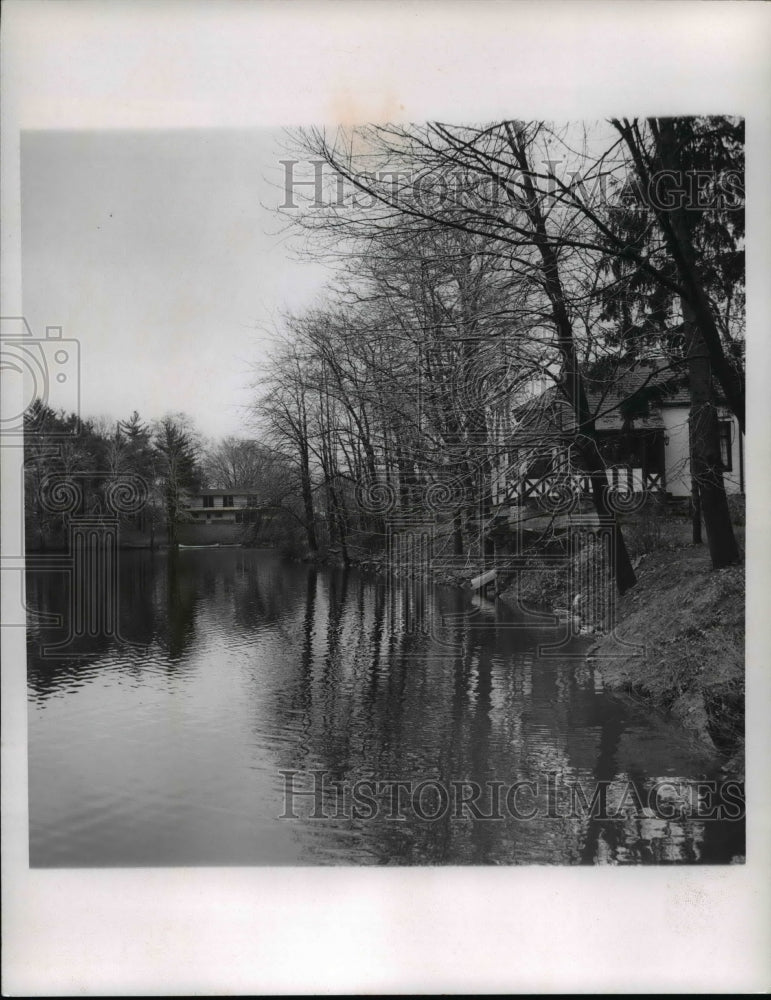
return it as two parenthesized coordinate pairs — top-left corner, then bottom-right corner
(27, 548), (744, 866)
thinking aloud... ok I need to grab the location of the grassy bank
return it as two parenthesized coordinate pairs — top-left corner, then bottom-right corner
(337, 508), (746, 776)
(497, 510), (745, 775)
(588, 542), (744, 775)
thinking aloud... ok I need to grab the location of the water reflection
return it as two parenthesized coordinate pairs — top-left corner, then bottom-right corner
(27, 549), (744, 866)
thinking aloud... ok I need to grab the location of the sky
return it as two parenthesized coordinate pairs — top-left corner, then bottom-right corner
(21, 128), (335, 440)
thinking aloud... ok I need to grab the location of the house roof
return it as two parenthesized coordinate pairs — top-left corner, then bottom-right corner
(660, 387), (692, 406)
(511, 359), (691, 434)
(584, 359), (686, 427)
(585, 359), (735, 412)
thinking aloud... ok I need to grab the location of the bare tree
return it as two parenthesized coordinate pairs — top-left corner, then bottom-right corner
(252, 341), (320, 556)
(285, 121), (641, 589)
(203, 437), (279, 490)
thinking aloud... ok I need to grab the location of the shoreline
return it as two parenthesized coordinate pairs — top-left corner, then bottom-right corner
(586, 548), (744, 779)
(348, 535), (745, 778)
(495, 541), (745, 778)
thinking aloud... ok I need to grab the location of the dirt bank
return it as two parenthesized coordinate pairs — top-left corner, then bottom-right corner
(494, 514), (745, 776)
(356, 519), (745, 776)
(587, 544), (744, 775)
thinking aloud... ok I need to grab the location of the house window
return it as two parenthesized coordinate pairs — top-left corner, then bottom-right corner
(203, 496), (214, 509)
(719, 421), (733, 471)
(235, 512), (243, 524)
(222, 495), (234, 508)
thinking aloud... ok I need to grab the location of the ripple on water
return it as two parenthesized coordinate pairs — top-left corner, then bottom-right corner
(25, 549), (744, 866)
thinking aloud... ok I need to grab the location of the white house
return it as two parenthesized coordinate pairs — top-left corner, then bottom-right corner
(490, 360), (744, 509)
(659, 388), (744, 498)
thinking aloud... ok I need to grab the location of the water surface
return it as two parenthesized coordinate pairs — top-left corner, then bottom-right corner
(27, 548), (744, 866)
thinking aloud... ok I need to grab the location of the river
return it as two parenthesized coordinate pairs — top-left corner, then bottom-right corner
(26, 548), (744, 866)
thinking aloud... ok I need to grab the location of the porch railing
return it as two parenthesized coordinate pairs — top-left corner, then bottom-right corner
(504, 466), (662, 505)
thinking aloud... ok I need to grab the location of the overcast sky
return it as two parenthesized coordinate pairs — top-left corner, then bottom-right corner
(21, 128), (334, 440)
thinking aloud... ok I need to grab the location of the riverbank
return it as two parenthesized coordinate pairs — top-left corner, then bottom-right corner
(496, 523), (745, 776)
(587, 544), (744, 776)
(303, 517), (746, 776)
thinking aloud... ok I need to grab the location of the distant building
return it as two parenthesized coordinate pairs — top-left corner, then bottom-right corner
(177, 488), (265, 544)
(184, 488), (262, 525)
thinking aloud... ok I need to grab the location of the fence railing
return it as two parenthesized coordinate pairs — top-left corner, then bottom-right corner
(505, 466), (662, 505)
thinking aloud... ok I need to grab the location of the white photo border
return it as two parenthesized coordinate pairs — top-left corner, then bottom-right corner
(2, 1), (770, 994)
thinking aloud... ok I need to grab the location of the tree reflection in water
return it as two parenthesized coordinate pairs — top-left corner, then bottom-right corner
(27, 549), (744, 866)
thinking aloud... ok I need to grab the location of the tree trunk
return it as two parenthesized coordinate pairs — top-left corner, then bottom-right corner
(394, 442), (412, 513)
(166, 493), (177, 546)
(328, 477), (350, 565)
(684, 305), (739, 568)
(690, 473), (702, 545)
(506, 122), (636, 594)
(452, 511), (464, 556)
(299, 448), (318, 554)
(584, 451), (637, 595)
